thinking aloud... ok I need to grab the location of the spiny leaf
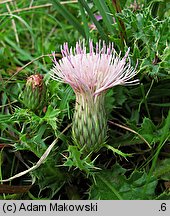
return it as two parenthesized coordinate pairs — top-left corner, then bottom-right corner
(89, 163), (157, 200)
(63, 146), (98, 173)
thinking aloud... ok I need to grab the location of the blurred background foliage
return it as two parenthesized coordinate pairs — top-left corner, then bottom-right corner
(0, 0), (170, 200)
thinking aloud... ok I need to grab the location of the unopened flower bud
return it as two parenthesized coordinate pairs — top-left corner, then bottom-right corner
(23, 74), (47, 112)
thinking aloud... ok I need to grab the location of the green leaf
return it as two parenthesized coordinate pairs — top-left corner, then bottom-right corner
(78, 0), (109, 42)
(119, 0), (128, 8)
(63, 146), (98, 173)
(156, 191), (170, 200)
(142, 111), (170, 194)
(106, 144), (132, 158)
(50, 0), (85, 37)
(154, 159), (170, 181)
(43, 105), (60, 131)
(78, 2), (90, 40)
(4, 37), (48, 72)
(105, 87), (127, 116)
(89, 163), (125, 200)
(93, 0), (114, 34)
(113, 86), (127, 106)
(125, 171), (157, 199)
(0, 13), (34, 41)
(33, 161), (65, 199)
(138, 118), (157, 144)
(159, 110), (170, 144)
(89, 163), (157, 200)
(16, 133), (46, 157)
(0, 114), (12, 123)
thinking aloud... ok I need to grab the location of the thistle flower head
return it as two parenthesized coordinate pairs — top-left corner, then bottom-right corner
(50, 40), (139, 154)
(50, 40), (139, 98)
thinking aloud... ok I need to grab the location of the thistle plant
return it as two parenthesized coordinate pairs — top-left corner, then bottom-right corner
(50, 41), (139, 155)
(23, 74), (47, 113)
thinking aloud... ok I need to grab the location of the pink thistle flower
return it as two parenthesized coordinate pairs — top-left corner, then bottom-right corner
(51, 40), (139, 98)
(50, 40), (139, 154)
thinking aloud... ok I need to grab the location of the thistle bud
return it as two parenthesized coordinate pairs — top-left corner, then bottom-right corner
(72, 93), (107, 153)
(23, 74), (47, 112)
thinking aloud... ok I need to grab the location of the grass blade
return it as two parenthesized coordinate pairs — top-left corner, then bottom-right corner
(78, 2), (90, 40)
(93, 0), (114, 34)
(78, 0), (109, 42)
(51, 0), (85, 37)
